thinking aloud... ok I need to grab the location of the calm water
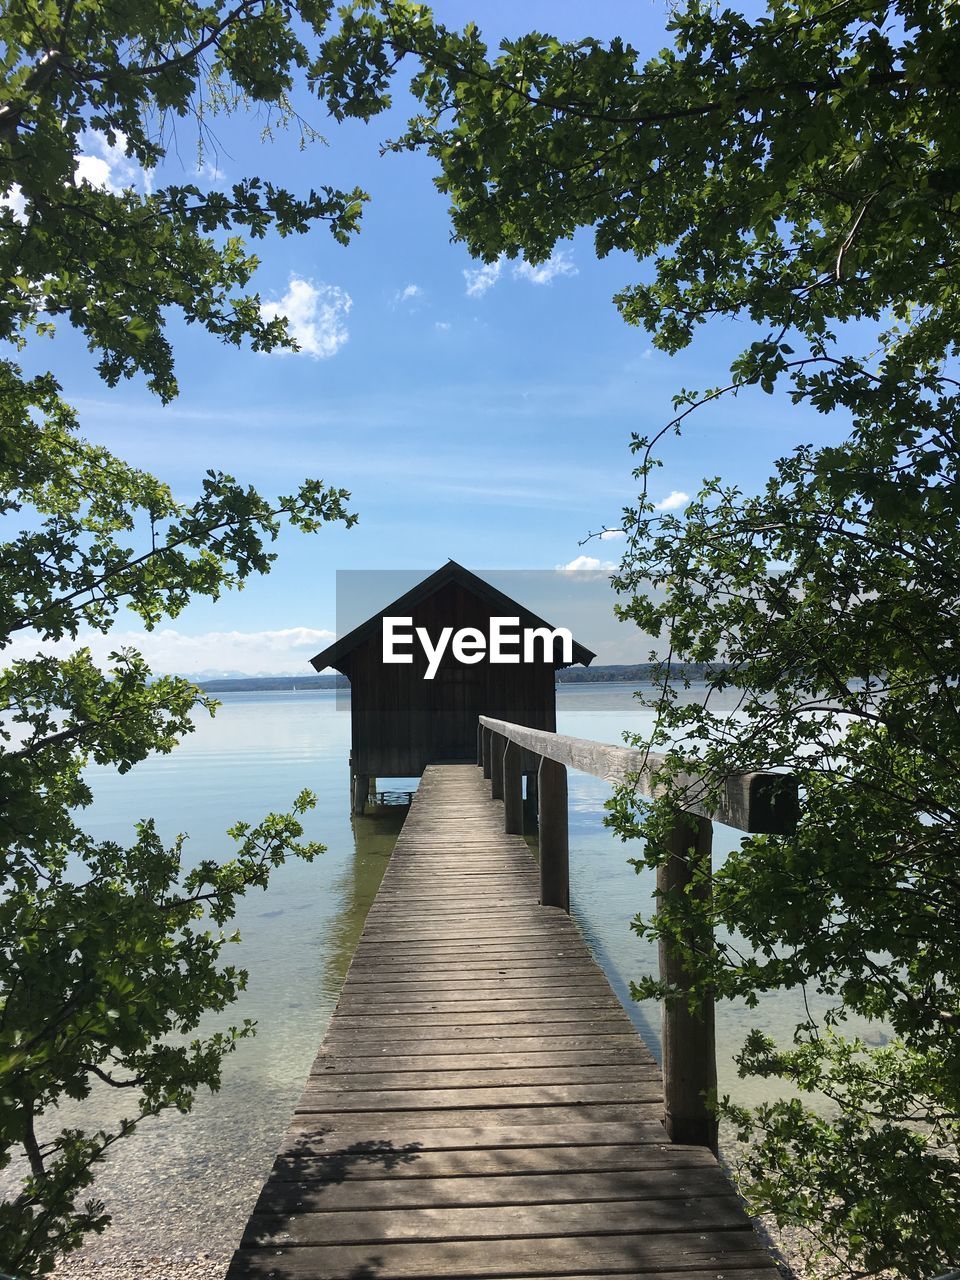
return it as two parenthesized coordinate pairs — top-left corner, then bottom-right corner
(24, 684), (873, 1257)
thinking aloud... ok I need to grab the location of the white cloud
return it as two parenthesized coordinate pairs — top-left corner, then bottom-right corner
(75, 154), (114, 189)
(513, 247), (577, 286)
(557, 555), (616, 572)
(599, 529), (625, 541)
(261, 277), (352, 359)
(464, 257), (503, 297)
(196, 159), (226, 183)
(395, 283), (422, 304)
(1, 184), (27, 224)
(434, 320), (451, 332)
(75, 132), (142, 193)
(3, 626), (336, 677)
(654, 490), (690, 511)
(463, 247), (577, 297)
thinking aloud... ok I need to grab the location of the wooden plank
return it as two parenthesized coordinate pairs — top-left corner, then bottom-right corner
(343, 944), (589, 962)
(347, 931), (598, 946)
(336, 977), (624, 996)
(289, 1103), (664, 1128)
(342, 959), (611, 975)
(365, 905), (549, 920)
(235, 1270), (773, 1280)
(227, 1235), (775, 1279)
(320, 1027), (642, 1048)
(308, 1063), (661, 1087)
(255, 1166), (735, 1212)
(350, 924), (580, 942)
(338, 979), (616, 999)
(344, 958), (610, 977)
(335, 988), (627, 1008)
(328, 1009), (635, 1026)
(242, 1194), (750, 1246)
(332, 997), (625, 1014)
(277, 1118), (676, 1158)
(295, 1081), (663, 1112)
(311, 1049), (657, 1073)
(228, 763), (776, 1280)
(268, 1143), (717, 1182)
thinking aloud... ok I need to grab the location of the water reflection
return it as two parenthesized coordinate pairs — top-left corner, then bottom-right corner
(6, 684), (871, 1259)
(319, 807), (407, 1000)
(8, 752), (408, 1260)
(555, 685), (881, 1108)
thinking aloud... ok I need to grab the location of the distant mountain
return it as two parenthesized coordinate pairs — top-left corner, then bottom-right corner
(196, 673), (346, 692)
(174, 668), (315, 681)
(192, 663), (721, 694)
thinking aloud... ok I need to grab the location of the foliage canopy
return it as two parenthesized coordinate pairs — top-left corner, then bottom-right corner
(4, 0), (960, 1272)
(0, 1), (360, 1271)
(309, 0), (960, 1273)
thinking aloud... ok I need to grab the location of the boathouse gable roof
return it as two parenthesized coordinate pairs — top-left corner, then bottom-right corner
(310, 560), (596, 674)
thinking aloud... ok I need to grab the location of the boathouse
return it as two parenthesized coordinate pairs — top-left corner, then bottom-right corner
(310, 561), (595, 809)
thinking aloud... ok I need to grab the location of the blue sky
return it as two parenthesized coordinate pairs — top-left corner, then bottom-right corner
(11, 0), (849, 674)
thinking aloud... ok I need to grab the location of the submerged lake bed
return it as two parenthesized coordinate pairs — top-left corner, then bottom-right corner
(34, 684), (858, 1261)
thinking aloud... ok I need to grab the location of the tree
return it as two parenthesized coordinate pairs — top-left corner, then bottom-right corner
(308, 1), (960, 1273)
(0, 2), (362, 1272)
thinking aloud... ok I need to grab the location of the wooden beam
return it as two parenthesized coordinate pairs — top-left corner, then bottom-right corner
(523, 769), (539, 832)
(658, 812), (717, 1153)
(491, 733), (505, 801)
(352, 773), (369, 817)
(503, 741), (523, 835)
(482, 726), (492, 780)
(538, 756), (569, 913)
(479, 717), (797, 835)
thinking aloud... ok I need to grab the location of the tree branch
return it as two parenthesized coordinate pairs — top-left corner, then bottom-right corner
(21, 1104), (45, 1181)
(79, 0), (263, 83)
(81, 1062), (145, 1089)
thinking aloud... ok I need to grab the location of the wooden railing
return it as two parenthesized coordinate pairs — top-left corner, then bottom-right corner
(477, 714), (799, 1154)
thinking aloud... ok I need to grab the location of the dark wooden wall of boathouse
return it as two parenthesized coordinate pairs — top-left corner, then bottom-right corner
(310, 562), (596, 781)
(337, 579), (558, 776)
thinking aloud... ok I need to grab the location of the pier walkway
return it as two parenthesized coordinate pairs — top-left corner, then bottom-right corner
(227, 763), (778, 1280)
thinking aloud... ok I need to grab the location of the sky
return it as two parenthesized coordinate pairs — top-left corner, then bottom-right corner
(10, 0), (851, 676)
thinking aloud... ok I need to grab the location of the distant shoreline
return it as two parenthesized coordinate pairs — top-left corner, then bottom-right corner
(195, 663), (721, 693)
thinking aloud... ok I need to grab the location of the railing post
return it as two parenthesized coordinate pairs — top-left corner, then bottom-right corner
(477, 722), (484, 767)
(537, 755), (569, 912)
(482, 726), (492, 779)
(502, 740), (523, 834)
(658, 812), (718, 1153)
(490, 732), (505, 800)
(352, 772), (368, 816)
(523, 769), (538, 831)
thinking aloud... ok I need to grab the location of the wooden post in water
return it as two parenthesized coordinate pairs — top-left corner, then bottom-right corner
(658, 812), (718, 1153)
(502, 741), (523, 834)
(482, 726), (492, 780)
(352, 772), (369, 816)
(537, 756), (569, 912)
(490, 733), (505, 800)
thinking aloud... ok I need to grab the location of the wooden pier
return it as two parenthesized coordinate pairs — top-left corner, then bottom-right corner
(227, 762), (781, 1280)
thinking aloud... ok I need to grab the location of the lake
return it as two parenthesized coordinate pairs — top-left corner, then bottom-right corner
(29, 683), (870, 1258)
